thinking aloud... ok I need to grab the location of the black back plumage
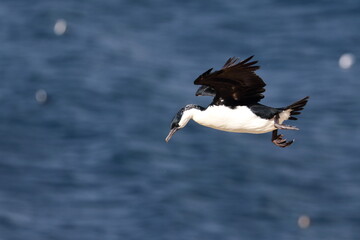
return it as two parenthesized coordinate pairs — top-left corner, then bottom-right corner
(194, 56), (266, 106)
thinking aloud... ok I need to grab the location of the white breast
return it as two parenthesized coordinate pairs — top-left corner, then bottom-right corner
(192, 105), (277, 134)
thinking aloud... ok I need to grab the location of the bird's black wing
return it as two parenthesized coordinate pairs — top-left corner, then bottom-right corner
(195, 85), (216, 97)
(194, 56), (266, 106)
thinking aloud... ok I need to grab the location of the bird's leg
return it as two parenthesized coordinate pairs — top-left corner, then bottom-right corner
(271, 129), (294, 148)
(274, 114), (299, 130)
(272, 115), (295, 147)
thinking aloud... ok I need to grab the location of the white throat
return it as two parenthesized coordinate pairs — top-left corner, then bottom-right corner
(178, 108), (202, 128)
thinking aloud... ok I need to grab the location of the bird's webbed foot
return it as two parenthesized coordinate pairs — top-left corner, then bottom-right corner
(271, 130), (294, 148)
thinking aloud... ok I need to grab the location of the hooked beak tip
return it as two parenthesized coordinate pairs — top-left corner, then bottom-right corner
(165, 128), (178, 143)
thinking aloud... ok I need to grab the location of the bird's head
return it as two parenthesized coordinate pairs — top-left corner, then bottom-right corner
(165, 104), (203, 142)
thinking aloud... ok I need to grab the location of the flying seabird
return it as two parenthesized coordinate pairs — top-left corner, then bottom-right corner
(165, 56), (309, 148)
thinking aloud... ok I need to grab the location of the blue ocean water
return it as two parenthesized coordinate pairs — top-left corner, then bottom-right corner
(0, 0), (360, 239)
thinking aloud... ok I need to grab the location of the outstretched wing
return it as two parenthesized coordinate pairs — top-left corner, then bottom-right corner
(194, 56), (266, 106)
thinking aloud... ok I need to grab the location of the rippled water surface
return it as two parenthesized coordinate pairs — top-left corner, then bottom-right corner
(0, 0), (360, 239)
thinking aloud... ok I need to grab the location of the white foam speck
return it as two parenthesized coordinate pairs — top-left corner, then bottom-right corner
(35, 89), (48, 104)
(339, 53), (355, 69)
(298, 215), (311, 229)
(54, 19), (67, 36)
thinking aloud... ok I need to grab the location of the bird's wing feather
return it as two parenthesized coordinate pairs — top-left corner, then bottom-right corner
(194, 56), (266, 106)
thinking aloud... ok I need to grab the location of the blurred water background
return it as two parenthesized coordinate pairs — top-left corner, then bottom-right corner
(0, 0), (360, 239)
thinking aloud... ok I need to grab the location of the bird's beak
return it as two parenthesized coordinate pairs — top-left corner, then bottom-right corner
(165, 128), (179, 142)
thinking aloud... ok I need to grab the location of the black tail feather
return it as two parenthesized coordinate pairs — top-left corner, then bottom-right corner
(286, 96), (309, 120)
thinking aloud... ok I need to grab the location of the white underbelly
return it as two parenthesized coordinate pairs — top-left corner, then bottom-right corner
(193, 106), (278, 134)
